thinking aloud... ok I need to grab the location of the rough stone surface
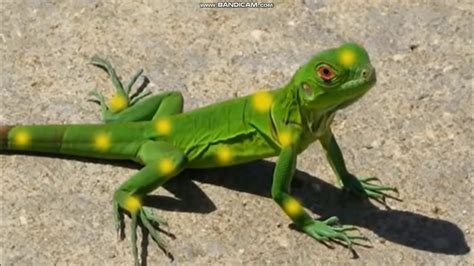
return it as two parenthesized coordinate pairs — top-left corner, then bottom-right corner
(1, 0), (472, 265)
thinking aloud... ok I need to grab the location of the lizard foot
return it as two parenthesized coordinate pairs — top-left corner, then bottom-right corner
(114, 202), (172, 265)
(88, 56), (150, 121)
(342, 175), (401, 206)
(303, 216), (371, 249)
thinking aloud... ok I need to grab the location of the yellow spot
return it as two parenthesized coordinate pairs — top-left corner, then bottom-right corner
(339, 49), (356, 68)
(13, 130), (31, 147)
(283, 198), (303, 218)
(94, 132), (110, 152)
(124, 195), (141, 213)
(216, 145), (233, 165)
(158, 158), (174, 175)
(155, 118), (171, 135)
(278, 131), (293, 147)
(251, 91), (273, 113)
(108, 93), (128, 113)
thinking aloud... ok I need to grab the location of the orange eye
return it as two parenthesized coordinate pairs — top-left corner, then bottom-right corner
(317, 65), (335, 81)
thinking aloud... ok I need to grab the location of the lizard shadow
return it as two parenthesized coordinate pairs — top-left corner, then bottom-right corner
(2, 151), (469, 256)
(156, 160), (470, 256)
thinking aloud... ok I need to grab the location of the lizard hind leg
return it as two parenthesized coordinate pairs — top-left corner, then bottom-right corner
(88, 57), (184, 123)
(89, 56), (143, 115)
(113, 141), (187, 264)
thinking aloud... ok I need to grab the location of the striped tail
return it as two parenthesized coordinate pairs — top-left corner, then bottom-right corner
(1, 124), (70, 153)
(0, 125), (13, 150)
(0, 123), (146, 160)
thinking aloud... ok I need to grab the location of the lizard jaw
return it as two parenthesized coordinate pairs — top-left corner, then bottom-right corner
(340, 65), (376, 93)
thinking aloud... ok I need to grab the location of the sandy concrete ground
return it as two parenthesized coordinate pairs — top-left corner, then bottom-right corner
(0, 0), (472, 265)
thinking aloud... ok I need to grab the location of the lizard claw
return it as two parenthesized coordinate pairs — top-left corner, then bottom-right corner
(88, 90), (106, 105)
(88, 56), (151, 121)
(303, 216), (371, 250)
(114, 201), (173, 265)
(359, 176), (402, 203)
(342, 174), (401, 205)
(322, 216), (340, 226)
(113, 201), (126, 241)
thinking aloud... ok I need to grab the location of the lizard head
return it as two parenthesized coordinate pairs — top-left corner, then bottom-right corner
(293, 43), (376, 111)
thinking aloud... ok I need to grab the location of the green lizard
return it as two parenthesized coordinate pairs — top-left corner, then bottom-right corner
(1, 43), (398, 264)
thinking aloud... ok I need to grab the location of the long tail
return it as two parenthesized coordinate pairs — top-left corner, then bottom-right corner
(0, 123), (146, 160)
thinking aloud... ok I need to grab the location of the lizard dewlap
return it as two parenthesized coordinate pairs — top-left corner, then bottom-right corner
(2, 44), (399, 265)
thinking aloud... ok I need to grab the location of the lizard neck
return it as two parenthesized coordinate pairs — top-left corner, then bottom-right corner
(285, 82), (337, 138)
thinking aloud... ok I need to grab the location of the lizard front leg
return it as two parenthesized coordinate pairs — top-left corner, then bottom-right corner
(114, 141), (187, 265)
(271, 129), (367, 249)
(319, 129), (400, 205)
(89, 56), (184, 123)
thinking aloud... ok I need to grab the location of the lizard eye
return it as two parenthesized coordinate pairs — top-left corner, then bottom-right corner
(317, 65), (335, 82)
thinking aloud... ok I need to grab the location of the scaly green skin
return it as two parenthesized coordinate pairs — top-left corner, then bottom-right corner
(1, 43), (399, 264)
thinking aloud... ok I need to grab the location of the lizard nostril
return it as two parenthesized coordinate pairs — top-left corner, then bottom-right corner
(361, 69), (368, 78)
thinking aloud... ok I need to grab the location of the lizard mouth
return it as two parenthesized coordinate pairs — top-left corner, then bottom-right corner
(340, 66), (376, 94)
